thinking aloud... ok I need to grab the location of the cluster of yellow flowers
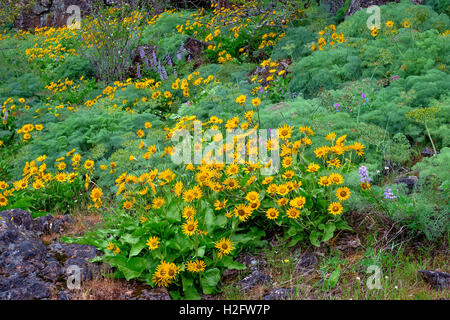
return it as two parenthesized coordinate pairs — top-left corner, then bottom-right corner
(249, 58), (287, 93)
(14, 30), (30, 39)
(25, 26), (77, 61)
(257, 31), (286, 51)
(312, 24), (347, 51)
(45, 78), (80, 94)
(1, 98), (16, 125)
(0, 30), (8, 41)
(370, 19), (420, 37)
(79, 111), (365, 291)
(175, 1), (291, 63)
(17, 123), (43, 141)
(0, 149), (95, 208)
(147, 9), (175, 26)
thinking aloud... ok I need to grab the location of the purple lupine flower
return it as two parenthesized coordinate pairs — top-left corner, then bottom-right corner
(166, 52), (173, 67)
(144, 57), (149, 68)
(157, 60), (162, 75)
(334, 103), (340, 112)
(139, 47), (145, 59)
(162, 66), (168, 80)
(384, 186), (396, 199)
(359, 166), (370, 184)
(151, 51), (157, 67)
(136, 63), (141, 78)
(291, 112), (295, 118)
(361, 92), (366, 100)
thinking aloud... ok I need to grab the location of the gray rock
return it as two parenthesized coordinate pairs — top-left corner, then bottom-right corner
(295, 253), (318, 273)
(421, 147), (439, 157)
(394, 175), (418, 193)
(236, 254), (266, 272)
(237, 270), (271, 291)
(263, 288), (295, 300)
(419, 270), (450, 290)
(58, 290), (72, 300)
(135, 288), (171, 300)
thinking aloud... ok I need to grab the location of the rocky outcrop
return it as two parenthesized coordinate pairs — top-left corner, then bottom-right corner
(0, 209), (172, 300)
(14, 0), (94, 30)
(0, 209), (102, 300)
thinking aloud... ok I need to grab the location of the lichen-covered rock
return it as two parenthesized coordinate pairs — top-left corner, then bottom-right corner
(0, 210), (101, 300)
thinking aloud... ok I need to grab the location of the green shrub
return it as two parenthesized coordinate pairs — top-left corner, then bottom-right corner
(52, 55), (95, 81)
(413, 147), (450, 191)
(289, 47), (360, 98)
(270, 26), (314, 61)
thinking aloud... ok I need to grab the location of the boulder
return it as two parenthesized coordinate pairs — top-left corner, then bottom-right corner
(237, 270), (271, 291)
(419, 270), (450, 290)
(394, 175), (418, 193)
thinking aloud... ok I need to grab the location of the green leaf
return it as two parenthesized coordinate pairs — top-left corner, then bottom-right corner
(335, 220), (352, 231)
(182, 275), (201, 300)
(219, 256), (247, 270)
(288, 234), (304, 247)
(200, 268), (221, 295)
(309, 231), (321, 247)
(204, 203), (216, 233)
(169, 290), (182, 300)
(89, 256), (104, 263)
(322, 223), (336, 242)
(167, 201), (181, 223)
(197, 246), (205, 258)
(287, 226), (298, 236)
(10, 199), (33, 210)
(121, 233), (140, 245)
(129, 238), (147, 257)
(328, 265), (341, 289)
(106, 256), (147, 281)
